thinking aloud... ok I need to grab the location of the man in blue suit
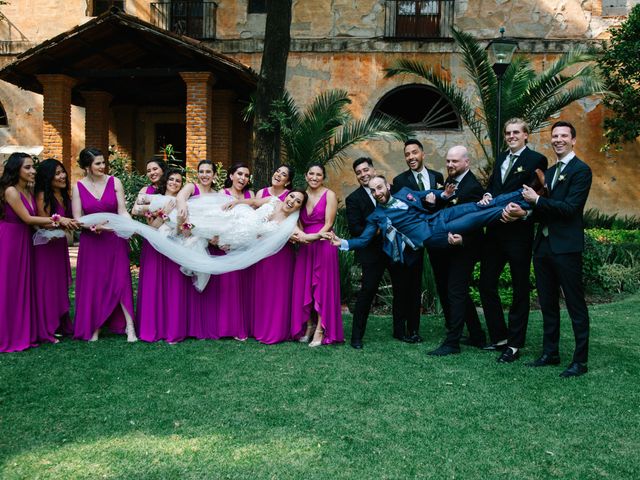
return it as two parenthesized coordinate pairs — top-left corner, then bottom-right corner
(328, 175), (532, 354)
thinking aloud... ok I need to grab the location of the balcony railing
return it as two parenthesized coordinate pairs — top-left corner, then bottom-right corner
(384, 0), (455, 40)
(150, 2), (217, 40)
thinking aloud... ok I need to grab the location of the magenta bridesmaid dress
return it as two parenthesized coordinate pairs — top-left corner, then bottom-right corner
(291, 190), (344, 344)
(136, 185), (188, 343)
(34, 199), (72, 342)
(73, 176), (134, 340)
(0, 193), (38, 352)
(212, 188), (252, 340)
(186, 184), (220, 339)
(251, 188), (294, 344)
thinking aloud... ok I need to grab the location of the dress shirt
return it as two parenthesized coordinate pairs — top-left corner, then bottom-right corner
(413, 168), (431, 191)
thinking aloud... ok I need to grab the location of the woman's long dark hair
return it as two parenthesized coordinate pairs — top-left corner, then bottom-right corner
(0, 152), (31, 218)
(158, 168), (184, 195)
(35, 158), (71, 216)
(224, 162), (251, 192)
(146, 158), (167, 193)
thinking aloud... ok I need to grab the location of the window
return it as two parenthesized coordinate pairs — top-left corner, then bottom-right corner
(601, 0), (632, 16)
(0, 101), (7, 127)
(91, 0), (125, 16)
(384, 1), (455, 39)
(248, 0), (268, 14)
(372, 84), (461, 130)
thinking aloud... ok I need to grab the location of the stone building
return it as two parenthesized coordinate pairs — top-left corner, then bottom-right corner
(0, 1), (638, 213)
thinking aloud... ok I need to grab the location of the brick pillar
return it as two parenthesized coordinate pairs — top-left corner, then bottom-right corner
(82, 90), (113, 160)
(180, 72), (215, 171)
(36, 74), (76, 173)
(212, 89), (236, 168)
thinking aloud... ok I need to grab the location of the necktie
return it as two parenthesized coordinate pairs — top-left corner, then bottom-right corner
(416, 172), (425, 191)
(502, 154), (518, 182)
(551, 162), (564, 189)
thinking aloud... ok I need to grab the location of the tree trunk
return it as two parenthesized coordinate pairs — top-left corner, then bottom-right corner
(252, 0), (292, 188)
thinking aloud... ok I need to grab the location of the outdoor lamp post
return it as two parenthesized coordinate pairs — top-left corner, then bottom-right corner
(487, 28), (518, 162)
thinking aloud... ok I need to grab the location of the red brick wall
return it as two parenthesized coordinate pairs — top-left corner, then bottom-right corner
(180, 72), (214, 171)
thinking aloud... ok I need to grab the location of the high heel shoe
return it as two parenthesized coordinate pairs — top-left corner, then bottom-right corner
(126, 323), (138, 343)
(89, 329), (99, 342)
(298, 323), (315, 343)
(309, 326), (324, 347)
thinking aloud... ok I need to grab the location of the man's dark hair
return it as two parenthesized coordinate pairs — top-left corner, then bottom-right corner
(404, 139), (424, 151)
(551, 120), (577, 139)
(352, 157), (373, 171)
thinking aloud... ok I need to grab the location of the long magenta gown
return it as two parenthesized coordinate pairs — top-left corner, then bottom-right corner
(73, 176), (134, 340)
(0, 193), (38, 352)
(136, 185), (188, 343)
(251, 188), (294, 344)
(291, 190), (344, 344)
(212, 188), (252, 339)
(34, 199), (72, 342)
(186, 184), (220, 339)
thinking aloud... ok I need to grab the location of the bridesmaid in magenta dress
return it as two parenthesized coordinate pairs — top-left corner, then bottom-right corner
(176, 159), (219, 339)
(0, 153), (76, 352)
(217, 162), (253, 340)
(252, 165), (296, 344)
(33, 159), (75, 342)
(72, 148), (137, 342)
(291, 164), (344, 346)
(133, 162), (189, 343)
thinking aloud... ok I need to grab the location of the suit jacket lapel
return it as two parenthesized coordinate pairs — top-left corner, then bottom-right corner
(405, 171), (419, 190)
(359, 186), (375, 214)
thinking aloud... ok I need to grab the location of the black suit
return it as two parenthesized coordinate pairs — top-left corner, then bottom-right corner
(479, 147), (548, 348)
(532, 155), (592, 364)
(433, 170), (486, 347)
(345, 185), (395, 342)
(390, 168), (444, 337)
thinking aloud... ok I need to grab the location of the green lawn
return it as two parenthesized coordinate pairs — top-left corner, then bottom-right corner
(1, 295), (639, 479)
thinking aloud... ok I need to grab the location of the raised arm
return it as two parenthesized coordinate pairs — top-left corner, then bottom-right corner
(131, 185), (151, 216)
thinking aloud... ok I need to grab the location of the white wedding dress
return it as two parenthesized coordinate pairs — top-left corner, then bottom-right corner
(80, 193), (299, 291)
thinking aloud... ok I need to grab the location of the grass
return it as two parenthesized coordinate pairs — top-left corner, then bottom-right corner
(1, 295), (639, 479)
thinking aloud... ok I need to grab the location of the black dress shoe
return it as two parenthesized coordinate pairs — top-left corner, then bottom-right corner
(560, 362), (588, 378)
(482, 342), (508, 352)
(427, 344), (461, 356)
(350, 341), (363, 350)
(408, 334), (423, 343)
(526, 353), (561, 367)
(497, 348), (520, 363)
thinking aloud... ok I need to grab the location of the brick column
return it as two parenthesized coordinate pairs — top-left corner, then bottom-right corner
(82, 90), (113, 160)
(36, 74), (76, 172)
(212, 89), (236, 168)
(180, 72), (215, 171)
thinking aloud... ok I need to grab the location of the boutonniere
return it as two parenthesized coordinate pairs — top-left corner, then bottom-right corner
(515, 166), (525, 173)
(406, 193), (415, 201)
(558, 174), (566, 183)
(436, 183), (444, 189)
(451, 198), (458, 205)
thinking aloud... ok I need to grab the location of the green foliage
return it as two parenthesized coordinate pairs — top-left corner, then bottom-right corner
(584, 208), (640, 230)
(245, 90), (411, 186)
(334, 208), (358, 304)
(421, 253), (440, 313)
(583, 229), (640, 295)
(385, 27), (604, 171)
(597, 4), (640, 150)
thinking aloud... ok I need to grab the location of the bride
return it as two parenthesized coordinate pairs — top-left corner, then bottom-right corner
(79, 189), (311, 287)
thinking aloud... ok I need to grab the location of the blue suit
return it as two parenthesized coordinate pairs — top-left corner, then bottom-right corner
(346, 188), (527, 254)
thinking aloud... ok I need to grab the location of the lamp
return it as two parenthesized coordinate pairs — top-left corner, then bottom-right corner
(486, 27), (518, 162)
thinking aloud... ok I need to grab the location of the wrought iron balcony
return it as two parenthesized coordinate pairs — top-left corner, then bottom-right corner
(384, 0), (455, 40)
(150, 2), (217, 40)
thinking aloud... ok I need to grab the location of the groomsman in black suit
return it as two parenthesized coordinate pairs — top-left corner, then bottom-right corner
(427, 145), (487, 356)
(517, 121), (592, 377)
(478, 118), (548, 363)
(346, 157), (404, 349)
(390, 139), (445, 343)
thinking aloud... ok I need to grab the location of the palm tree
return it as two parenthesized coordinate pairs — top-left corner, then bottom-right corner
(246, 89), (411, 186)
(384, 27), (604, 171)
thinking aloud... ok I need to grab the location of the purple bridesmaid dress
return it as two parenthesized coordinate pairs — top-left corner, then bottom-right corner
(212, 188), (252, 340)
(291, 190), (344, 344)
(0, 193), (38, 352)
(251, 188), (294, 344)
(34, 199), (72, 342)
(136, 185), (188, 343)
(73, 176), (134, 340)
(186, 184), (220, 339)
